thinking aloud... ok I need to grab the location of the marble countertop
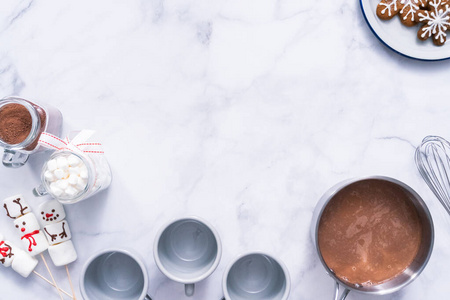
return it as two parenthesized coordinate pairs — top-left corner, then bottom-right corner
(1, 0), (450, 299)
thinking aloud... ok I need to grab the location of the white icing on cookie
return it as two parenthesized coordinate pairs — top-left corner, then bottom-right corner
(380, 0), (399, 16)
(418, 0), (450, 44)
(400, 0), (424, 21)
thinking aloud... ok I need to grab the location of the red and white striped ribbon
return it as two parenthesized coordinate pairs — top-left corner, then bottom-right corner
(38, 130), (104, 154)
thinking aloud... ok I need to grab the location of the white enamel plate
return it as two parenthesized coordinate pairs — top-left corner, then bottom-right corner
(360, 0), (450, 60)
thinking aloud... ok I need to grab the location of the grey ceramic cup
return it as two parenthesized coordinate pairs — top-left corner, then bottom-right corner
(80, 248), (151, 300)
(154, 216), (222, 297)
(222, 252), (290, 300)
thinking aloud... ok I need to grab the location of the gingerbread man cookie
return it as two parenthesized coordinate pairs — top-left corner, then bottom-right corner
(417, 0), (450, 45)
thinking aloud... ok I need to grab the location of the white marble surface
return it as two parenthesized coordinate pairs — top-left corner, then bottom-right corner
(1, 0), (450, 299)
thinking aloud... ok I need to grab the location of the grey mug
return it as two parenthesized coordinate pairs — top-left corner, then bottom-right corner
(154, 216), (222, 297)
(221, 251), (290, 300)
(80, 248), (152, 300)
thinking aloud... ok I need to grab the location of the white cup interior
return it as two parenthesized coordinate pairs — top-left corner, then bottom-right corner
(225, 253), (288, 300)
(82, 250), (147, 300)
(157, 219), (219, 281)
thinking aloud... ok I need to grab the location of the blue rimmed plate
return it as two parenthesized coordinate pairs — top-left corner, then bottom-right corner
(360, 0), (450, 61)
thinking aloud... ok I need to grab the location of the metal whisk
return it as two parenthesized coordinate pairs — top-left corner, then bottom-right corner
(415, 135), (450, 215)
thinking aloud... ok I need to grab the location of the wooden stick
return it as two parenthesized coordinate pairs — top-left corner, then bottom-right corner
(40, 253), (64, 300)
(33, 271), (73, 299)
(65, 265), (77, 300)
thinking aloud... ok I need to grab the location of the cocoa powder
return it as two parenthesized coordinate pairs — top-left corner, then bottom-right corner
(0, 104), (32, 145)
(0, 102), (46, 149)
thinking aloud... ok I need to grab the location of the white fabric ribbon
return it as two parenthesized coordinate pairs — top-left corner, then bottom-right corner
(38, 130), (104, 154)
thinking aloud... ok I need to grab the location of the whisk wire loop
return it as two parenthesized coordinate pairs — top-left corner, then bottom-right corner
(416, 136), (450, 216)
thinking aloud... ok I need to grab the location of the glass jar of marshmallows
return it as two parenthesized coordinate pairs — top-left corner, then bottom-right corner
(33, 149), (112, 204)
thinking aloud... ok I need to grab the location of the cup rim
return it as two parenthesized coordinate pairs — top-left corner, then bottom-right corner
(79, 248), (149, 300)
(153, 215), (222, 284)
(222, 251), (291, 300)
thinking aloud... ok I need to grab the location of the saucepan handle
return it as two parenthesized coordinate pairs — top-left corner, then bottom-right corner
(333, 281), (350, 300)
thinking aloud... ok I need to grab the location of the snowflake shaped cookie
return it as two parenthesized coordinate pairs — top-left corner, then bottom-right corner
(376, 0), (427, 25)
(418, 0), (450, 45)
(399, 0), (428, 26)
(377, 0), (402, 20)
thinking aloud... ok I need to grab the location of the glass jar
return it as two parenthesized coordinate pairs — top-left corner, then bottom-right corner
(0, 96), (62, 168)
(33, 149), (112, 204)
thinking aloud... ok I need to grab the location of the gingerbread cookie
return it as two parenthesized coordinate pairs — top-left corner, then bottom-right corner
(377, 0), (402, 20)
(399, 0), (428, 26)
(417, 0), (450, 45)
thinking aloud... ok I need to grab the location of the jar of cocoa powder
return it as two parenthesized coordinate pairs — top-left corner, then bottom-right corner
(0, 96), (62, 168)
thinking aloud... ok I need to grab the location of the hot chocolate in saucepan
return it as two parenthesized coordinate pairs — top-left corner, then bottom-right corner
(318, 179), (422, 287)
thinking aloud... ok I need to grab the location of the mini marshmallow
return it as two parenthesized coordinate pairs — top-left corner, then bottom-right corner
(44, 170), (55, 181)
(43, 221), (72, 245)
(68, 174), (78, 185)
(38, 200), (66, 226)
(50, 184), (64, 197)
(3, 195), (31, 219)
(54, 169), (66, 180)
(48, 240), (77, 266)
(56, 179), (69, 190)
(65, 186), (79, 198)
(69, 166), (80, 175)
(11, 248), (38, 278)
(56, 156), (69, 170)
(76, 178), (87, 190)
(0, 240), (16, 267)
(47, 159), (58, 171)
(80, 168), (88, 179)
(67, 154), (82, 166)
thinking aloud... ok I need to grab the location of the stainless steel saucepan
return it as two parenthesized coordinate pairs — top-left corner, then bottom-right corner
(311, 176), (434, 300)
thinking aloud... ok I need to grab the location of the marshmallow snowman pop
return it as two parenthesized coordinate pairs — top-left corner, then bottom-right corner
(3, 195), (64, 300)
(38, 199), (78, 300)
(0, 232), (73, 298)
